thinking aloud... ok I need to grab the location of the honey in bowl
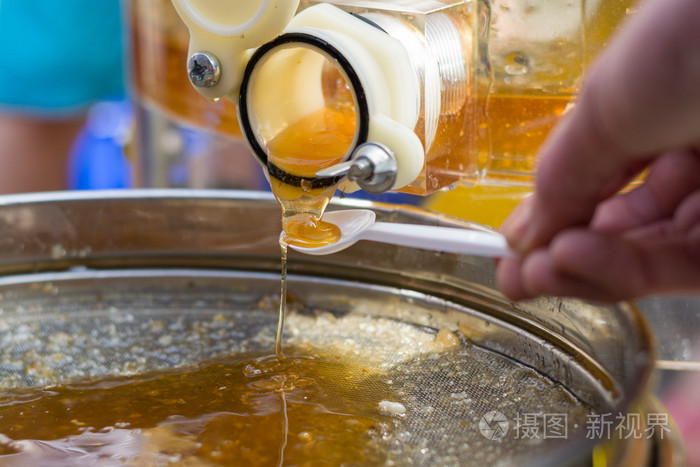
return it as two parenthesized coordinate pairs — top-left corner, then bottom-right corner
(0, 349), (399, 465)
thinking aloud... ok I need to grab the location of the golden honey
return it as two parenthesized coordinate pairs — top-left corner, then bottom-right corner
(267, 105), (352, 361)
(265, 78), (355, 248)
(281, 215), (342, 248)
(266, 107), (356, 180)
(0, 351), (397, 465)
(476, 93), (572, 184)
(266, 107), (349, 248)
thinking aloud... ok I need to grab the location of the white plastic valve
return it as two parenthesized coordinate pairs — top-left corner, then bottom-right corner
(289, 5), (424, 191)
(245, 4), (425, 191)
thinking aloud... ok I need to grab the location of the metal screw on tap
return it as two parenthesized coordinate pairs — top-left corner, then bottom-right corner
(187, 52), (221, 88)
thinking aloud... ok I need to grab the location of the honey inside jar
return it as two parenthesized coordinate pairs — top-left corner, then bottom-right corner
(266, 105), (354, 248)
(251, 47), (358, 248)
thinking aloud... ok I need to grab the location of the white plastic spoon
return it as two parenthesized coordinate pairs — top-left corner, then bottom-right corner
(287, 209), (515, 257)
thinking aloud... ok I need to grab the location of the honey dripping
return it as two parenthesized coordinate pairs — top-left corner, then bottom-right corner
(275, 240), (288, 359)
(265, 74), (356, 357)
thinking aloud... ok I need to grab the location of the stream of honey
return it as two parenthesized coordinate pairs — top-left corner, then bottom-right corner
(264, 73), (358, 363)
(269, 105), (353, 360)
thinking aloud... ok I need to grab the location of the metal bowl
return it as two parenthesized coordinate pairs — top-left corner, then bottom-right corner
(0, 190), (673, 465)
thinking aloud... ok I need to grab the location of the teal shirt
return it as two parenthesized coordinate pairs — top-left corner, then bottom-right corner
(0, 0), (125, 116)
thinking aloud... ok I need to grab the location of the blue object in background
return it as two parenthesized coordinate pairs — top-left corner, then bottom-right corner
(167, 127), (212, 187)
(0, 0), (125, 116)
(69, 100), (133, 190)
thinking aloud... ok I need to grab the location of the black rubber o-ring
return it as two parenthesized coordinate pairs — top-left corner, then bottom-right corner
(238, 32), (370, 189)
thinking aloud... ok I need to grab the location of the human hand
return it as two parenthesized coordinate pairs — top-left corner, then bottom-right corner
(497, 0), (700, 302)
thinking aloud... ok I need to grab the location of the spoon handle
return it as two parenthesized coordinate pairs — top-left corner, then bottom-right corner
(362, 222), (515, 258)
